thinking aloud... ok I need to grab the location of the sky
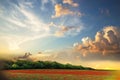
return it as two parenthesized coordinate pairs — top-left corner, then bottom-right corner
(0, 0), (120, 70)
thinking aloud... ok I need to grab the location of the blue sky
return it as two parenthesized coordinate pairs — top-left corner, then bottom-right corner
(0, 0), (84, 51)
(0, 0), (120, 69)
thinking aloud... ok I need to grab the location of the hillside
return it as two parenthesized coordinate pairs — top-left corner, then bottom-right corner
(3, 60), (94, 70)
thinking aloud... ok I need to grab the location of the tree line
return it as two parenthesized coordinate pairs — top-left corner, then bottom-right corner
(3, 60), (94, 70)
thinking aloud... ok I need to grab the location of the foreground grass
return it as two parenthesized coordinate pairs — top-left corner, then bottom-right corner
(3, 70), (120, 80)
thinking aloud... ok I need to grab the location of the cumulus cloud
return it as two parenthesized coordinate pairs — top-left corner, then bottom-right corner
(63, 0), (79, 7)
(74, 26), (120, 56)
(52, 4), (81, 18)
(52, 4), (74, 18)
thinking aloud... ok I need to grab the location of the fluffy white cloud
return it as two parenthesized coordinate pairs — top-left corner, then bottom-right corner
(52, 4), (81, 18)
(74, 26), (120, 56)
(52, 4), (74, 18)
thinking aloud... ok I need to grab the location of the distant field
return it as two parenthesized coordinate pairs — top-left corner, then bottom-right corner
(2, 69), (120, 80)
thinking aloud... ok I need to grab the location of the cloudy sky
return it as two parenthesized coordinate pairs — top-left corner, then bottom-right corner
(0, 0), (120, 70)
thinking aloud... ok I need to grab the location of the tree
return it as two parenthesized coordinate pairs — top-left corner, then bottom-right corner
(65, 63), (74, 69)
(3, 60), (94, 70)
(12, 64), (19, 69)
